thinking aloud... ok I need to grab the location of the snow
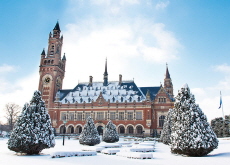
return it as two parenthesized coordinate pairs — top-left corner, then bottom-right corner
(0, 138), (230, 165)
(60, 81), (145, 104)
(51, 151), (97, 158)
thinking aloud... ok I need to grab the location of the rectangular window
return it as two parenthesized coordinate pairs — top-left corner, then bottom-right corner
(61, 112), (67, 121)
(77, 112), (82, 121)
(127, 112), (133, 120)
(96, 112), (104, 120)
(110, 112), (116, 120)
(119, 112), (125, 120)
(69, 112), (74, 121)
(85, 112), (91, 119)
(136, 111), (142, 120)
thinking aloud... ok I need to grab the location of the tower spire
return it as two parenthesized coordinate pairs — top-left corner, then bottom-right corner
(164, 63), (173, 98)
(166, 63), (170, 79)
(103, 58), (108, 86)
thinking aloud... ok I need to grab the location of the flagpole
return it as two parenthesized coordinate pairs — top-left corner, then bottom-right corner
(220, 91), (225, 119)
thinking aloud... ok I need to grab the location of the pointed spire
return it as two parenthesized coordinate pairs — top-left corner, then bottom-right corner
(166, 63), (171, 79)
(62, 53), (66, 61)
(41, 48), (45, 55)
(53, 21), (61, 31)
(105, 58), (108, 75)
(103, 58), (108, 86)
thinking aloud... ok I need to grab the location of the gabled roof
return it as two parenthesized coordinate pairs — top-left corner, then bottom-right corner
(139, 87), (161, 100)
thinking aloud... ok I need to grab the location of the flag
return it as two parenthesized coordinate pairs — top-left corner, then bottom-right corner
(218, 91), (222, 109)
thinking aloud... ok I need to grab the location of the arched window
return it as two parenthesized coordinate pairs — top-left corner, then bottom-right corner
(127, 126), (134, 134)
(159, 115), (165, 127)
(76, 126), (82, 134)
(67, 126), (74, 134)
(136, 125), (143, 134)
(118, 125), (125, 134)
(60, 125), (65, 134)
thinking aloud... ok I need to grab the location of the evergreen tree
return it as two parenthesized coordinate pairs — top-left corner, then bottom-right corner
(8, 91), (55, 154)
(223, 115), (230, 137)
(170, 84), (218, 157)
(79, 116), (100, 146)
(160, 109), (172, 145)
(211, 117), (224, 137)
(211, 115), (230, 138)
(102, 120), (119, 143)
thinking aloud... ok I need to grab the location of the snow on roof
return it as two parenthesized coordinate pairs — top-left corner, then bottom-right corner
(58, 81), (161, 104)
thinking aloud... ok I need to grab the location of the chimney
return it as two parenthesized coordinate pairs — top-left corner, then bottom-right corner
(89, 76), (93, 86)
(119, 74), (122, 85)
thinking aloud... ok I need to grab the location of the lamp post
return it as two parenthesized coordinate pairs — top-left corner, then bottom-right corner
(62, 120), (67, 146)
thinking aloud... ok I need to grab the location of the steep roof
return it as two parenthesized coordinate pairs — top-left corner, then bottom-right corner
(53, 21), (61, 31)
(59, 81), (154, 104)
(139, 87), (161, 100)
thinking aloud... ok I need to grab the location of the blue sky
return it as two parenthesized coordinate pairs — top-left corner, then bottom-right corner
(1, 0), (230, 122)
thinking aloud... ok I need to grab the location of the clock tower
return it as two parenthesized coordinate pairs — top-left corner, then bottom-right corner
(38, 22), (66, 109)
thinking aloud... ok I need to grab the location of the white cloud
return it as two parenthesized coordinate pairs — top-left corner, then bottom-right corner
(62, 19), (181, 88)
(214, 63), (230, 74)
(0, 64), (15, 74)
(155, 1), (170, 10)
(0, 72), (39, 123)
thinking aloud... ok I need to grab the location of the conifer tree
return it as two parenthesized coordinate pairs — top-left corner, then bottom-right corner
(170, 84), (218, 156)
(8, 91), (55, 154)
(160, 109), (172, 145)
(79, 116), (100, 146)
(102, 120), (119, 143)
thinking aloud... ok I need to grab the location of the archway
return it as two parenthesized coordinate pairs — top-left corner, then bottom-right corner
(118, 125), (125, 134)
(127, 125), (134, 134)
(136, 125), (143, 134)
(76, 125), (82, 134)
(97, 126), (103, 135)
(67, 125), (74, 134)
(60, 125), (65, 134)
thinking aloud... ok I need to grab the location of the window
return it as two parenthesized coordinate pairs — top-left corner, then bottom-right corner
(77, 112), (82, 121)
(96, 112), (104, 120)
(110, 112), (116, 120)
(61, 112), (67, 121)
(85, 112), (91, 119)
(127, 112), (133, 120)
(69, 112), (74, 121)
(119, 112), (124, 120)
(136, 111), (142, 120)
(158, 97), (166, 103)
(159, 115), (165, 127)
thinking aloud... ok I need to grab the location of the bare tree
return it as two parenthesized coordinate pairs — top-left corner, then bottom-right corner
(4, 103), (21, 131)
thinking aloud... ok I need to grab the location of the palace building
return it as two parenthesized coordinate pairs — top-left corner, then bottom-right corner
(38, 22), (174, 136)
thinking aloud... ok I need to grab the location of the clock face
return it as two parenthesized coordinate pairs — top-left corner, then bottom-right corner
(44, 77), (51, 83)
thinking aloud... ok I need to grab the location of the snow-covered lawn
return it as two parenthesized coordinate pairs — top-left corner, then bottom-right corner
(0, 137), (229, 165)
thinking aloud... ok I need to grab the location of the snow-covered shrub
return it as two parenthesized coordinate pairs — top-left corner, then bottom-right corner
(8, 91), (55, 154)
(102, 120), (119, 143)
(211, 115), (230, 138)
(170, 84), (218, 157)
(79, 116), (100, 146)
(160, 109), (172, 145)
(223, 115), (230, 137)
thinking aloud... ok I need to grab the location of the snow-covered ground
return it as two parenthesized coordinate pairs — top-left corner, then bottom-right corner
(0, 137), (229, 165)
